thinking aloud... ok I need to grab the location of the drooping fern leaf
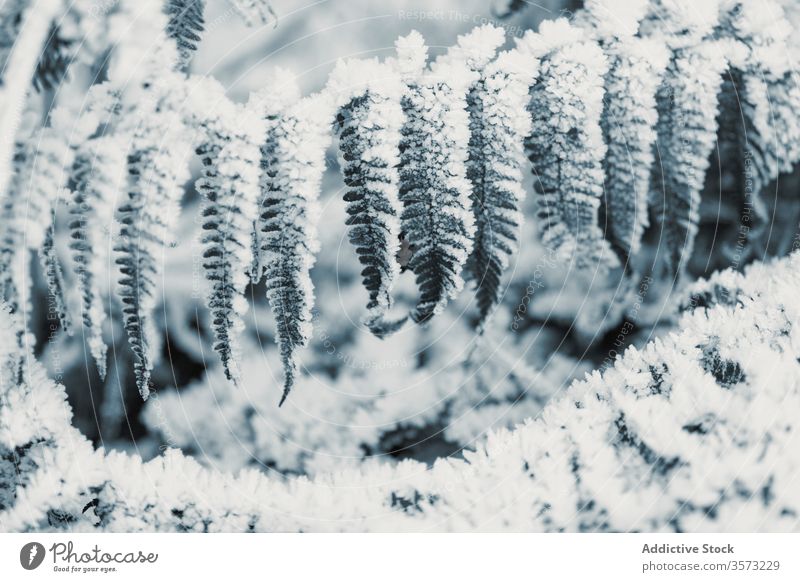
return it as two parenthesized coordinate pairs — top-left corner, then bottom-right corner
(520, 19), (619, 273)
(196, 99), (265, 385)
(599, 37), (669, 261)
(443, 25), (537, 331)
(70, 136), (126, 380)
(716, 0), (800, 247)
(651, 40), (734, 277)
(0, 143), (31, 319)
(164, 0), (204, 70)
(256, 92), (333, 404)
(247, 70), (300, 285)
(397, 37), (478, 324)
(0, 107), (90, 329)
(577, 0), (671, 262)
(39, 212), (71, 334)
(328, 58), (406, 337)
(116, 104), (190, 399)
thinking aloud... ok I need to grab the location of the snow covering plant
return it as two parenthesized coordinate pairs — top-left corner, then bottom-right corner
(2, 252), (799, 531)
(645, 0), (737, 277)
(140, 311), (586, 476)
(580, 0), (670, 262)
(717, 0), (800, 237)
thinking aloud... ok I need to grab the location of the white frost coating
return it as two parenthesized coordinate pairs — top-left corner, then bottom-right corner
(390, 30), (428, 83)
(717, 0), (800, 213)
(722, 0), (792, 74)
(581, 0), (650, 37)
(515, 17), (584, 58)
(435, 23), (506, 72)
(246, 69), (301, 285)
(248, 68), (302, 114)
(3, 253), (800, 531)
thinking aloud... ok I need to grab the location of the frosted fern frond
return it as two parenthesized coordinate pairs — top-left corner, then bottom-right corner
(115, 105), (190, 399)
(0, 0), (63, 202)
(741, 72), (800, 196)
(165, 0), (205, 69)
(398, 47), (477, 324)
(109, 2), (189, 399)
(597, 39), (670, 259)
(0, 104), (94, 327)
(69, 137), (127, 380)
(328, 59), (406, 337)
(247, 70), (302, 284)
(651, 40), (734, 277)
(196, 97), (266, 385)
(443, 26), (538, 330)
(0, 143), (32, 319)
(39, 214), (71, 334)
(520, 20), (619, 272)
(716, 1), (800, 234)
(258, 93), (333, 404)
(579, 1), (669, 261)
